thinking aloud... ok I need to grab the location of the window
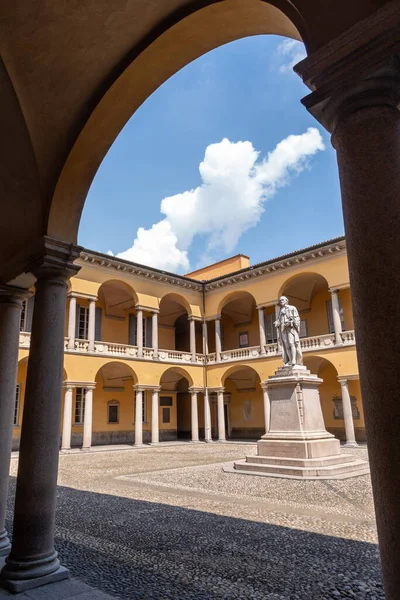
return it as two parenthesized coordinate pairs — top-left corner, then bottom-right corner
(160, 396), (173, 407)
(78, 306), (89, 340)
(14, 384), (20, 426)
(326, 299), (345, 333)
(20, 300), (27, 332)
(74, 387), (85, 424)
(107, 401), (119, 424)
(128, 315), (151, 347)
(238, 331), (249, 348)
(299, 319), (308, 338)
(265, 313), (278, 344)
(162, 408), (170, 423)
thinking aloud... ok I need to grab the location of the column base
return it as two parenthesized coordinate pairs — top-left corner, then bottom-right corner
(1, 565), (69, 593)
(204, 439), (213, 443)
(218, 438), (227, 443)
(133, 443), (145, 448)
(343, 441), (359, 448)
(0, 533), (11, 557)
(190, 439), (200, 443)
(80, 446), (91, 452)
(149, 442), (159, 445)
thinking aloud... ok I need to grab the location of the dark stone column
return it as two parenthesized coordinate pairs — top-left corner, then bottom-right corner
(0, 287), (26, 558)
(295, 12), (400, 594)
(1, 238), (80, 593)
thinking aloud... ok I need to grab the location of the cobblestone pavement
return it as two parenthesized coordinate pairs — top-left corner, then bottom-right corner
(7, 444), (384, 599)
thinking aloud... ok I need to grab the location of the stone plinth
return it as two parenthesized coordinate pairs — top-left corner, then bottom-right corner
(229, 366), (369, 480)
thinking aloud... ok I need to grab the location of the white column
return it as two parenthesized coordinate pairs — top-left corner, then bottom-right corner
(204, 389), (212, 442)
(88, 298), (96, 352)
(190, 390), (199, 442)
(258, 307), (267, 355)
(189, 318), (196, 362)
(261, 385), (270, 434)
(340, 379), (358, 447)
(137, 309), (143, 358)
(330, 289), (343, 345)
(152, 311), (158, 359)
(151, 388), (159, 444)
(215, 318), (222, 363)
(67, 295), (76, 349)
(135, 388), (143, 445)
(82, 385), (94, 450)
(217, 389), (226, 441)
(202, 322), (209, 356)
(61, 385), (74, 450)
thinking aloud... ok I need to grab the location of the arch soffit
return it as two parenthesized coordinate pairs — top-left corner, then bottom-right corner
(159, 292), (193, 317)
(158, 366), (194, 388)
(48, 1), (304, 243)
(221, 364), (262, 387)
(217, 290), (257, 318)
(303, 354), (339, 378)
(94, 361), (138, 386)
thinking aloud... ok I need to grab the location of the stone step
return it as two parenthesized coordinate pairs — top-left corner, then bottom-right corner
(245, 453), (355, 468)
(230, 458), (370, 480)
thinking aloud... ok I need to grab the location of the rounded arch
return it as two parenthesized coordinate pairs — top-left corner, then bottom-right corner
(98, 280), (138, 317)
(221, 364), (261, 388)
(94, 361), (138, 387)
(217, 290), (257, 317)
(48, 2), (305, 243)
(158, 366), (194, 389)
(159, 292), (192, 317)
(278, 271), (330, 312)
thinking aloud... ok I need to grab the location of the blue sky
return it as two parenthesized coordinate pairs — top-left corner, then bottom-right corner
(79, 35), (343, 273)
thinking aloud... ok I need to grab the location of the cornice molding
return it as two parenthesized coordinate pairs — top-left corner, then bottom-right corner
(68, 291), (98, 301)
(204, 240), (346, 291)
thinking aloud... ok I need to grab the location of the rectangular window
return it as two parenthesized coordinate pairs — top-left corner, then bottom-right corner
(14, 384), (20, 426)
(299, 319), (308, 338)
(78, 306), (89, 340)
(162, 407), (170, 423)
(326, 299), (345, 334)
(265, 313), (278, 344)
(108, 402), (119, 424)
(20, 300), (27, 332)
(160, 396), (173, 407)
(74, 387), (85, 424)
(238, 331), (249, 348)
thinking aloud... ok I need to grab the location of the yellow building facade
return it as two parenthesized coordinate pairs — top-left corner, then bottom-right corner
(14, 236), (363, 451)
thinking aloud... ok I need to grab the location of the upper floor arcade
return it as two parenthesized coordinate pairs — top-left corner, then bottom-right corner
(18, 236), (356, 367)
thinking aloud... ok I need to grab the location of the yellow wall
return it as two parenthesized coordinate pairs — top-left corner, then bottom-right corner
(186, 254), (250, 281)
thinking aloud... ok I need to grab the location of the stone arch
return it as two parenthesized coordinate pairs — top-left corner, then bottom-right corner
(159, 292), (192, 317)
(158, 366), (193, 389)
(217, 290), (257, 317)
(159, 293), (195, 353)
(221, 364), (263, 440)
(97, 280), (138, 317)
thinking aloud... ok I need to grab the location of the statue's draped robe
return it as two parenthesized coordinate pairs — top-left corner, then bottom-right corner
(276, 304), (303, 365)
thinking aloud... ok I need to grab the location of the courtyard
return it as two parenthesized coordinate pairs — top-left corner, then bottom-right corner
(6, 443), (383, 599)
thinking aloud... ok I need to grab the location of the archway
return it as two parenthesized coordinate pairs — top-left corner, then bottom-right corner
(91, 362), (138, 446)
(279, 272), (334, 338)
(159, 293), (200, 353)
(221, 364), (262, 440)
(97, 280), (138, 345)
(159, 366), (194, 440)
(216, 291), (257, 353)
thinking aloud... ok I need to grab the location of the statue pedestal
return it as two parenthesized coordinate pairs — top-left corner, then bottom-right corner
(229, 366), (369, 480)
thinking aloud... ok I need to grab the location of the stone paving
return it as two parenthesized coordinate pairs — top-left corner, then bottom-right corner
(6, 443), (384, 599)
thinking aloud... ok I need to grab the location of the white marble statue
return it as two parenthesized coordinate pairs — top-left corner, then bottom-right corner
(274, 296), (303, 366)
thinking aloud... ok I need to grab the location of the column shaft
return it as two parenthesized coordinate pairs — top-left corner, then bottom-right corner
(204, 390), (212, 442)
(152, 312), (158, 359)
(339, 380), (357, 447)
(61, 387), (74, 451)
(258, 308), (267, 355)
(262, 387), (270, 434)
(190, 392), (199, 442)
(151, 389), (159, 444)
(137, 310), (143, 358)
(135, 390), (143, 445)
(330, 290), (343, 345)
(0, 290), (24, 557)
(67, 296), (76, 350)
(2, 271), (70, 589)
(215, 319), (222, 363)
(275, 305), (282, 350)
(217, 391), (226, 441)
(333, 99), (400, 599)
(189, 319), (196, 362)
(88, 299), (96, 352)
(202, 322), (209, 356)
(82, 387), (94, 450)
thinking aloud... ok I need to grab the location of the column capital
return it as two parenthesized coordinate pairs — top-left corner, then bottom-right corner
(62, 382), (75, 390)
(338, 374), (359, 383)
(294, 3), (400, 133)
(0, 285), (32, 303)
(133, 384), (157, 392)
(67, 291), (98, 301)
(208, 386), (225, 394)
(188, 386), (204, 394)
(84, 383), (96, 391)
(27, 236), (82, 281)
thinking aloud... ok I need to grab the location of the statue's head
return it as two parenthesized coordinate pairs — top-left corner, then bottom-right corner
(278, 296), (289, 306)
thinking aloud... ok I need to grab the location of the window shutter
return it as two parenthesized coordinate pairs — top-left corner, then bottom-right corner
(326, 300), (334, 334)
(95, 306), (102, 341)
(146, 316), (152, 348)
(129, 314), (137, 346)
(75, 303), (80, 338)
(26, 295), (35, 332)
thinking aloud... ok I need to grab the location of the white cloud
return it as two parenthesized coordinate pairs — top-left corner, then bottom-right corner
(115, 128), (325, 273)
(276, 38), (306, 73)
